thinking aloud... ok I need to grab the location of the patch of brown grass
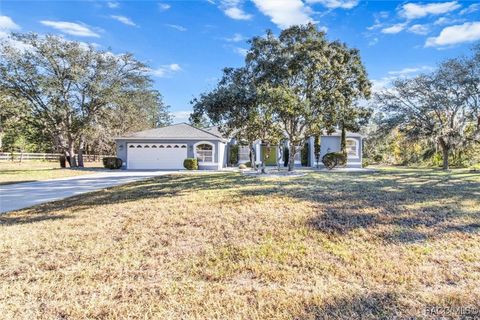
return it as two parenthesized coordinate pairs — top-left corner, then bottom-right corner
(0, 168), (479, 319)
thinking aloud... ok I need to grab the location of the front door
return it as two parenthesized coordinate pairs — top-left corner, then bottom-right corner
(261, 145), (277, 166)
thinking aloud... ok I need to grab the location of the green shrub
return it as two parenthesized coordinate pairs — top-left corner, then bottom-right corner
(239, 163), (247, 169)
(362, 159), (369, 167)
(301, 143), (309, 166)
(283, 147), (289, 167)
(373, 154), (383, 163)
(229, 144), (239, 166)
(322, 152), (347, 170)
(183, 158), (198, 170)
(102, 157), (123, 169)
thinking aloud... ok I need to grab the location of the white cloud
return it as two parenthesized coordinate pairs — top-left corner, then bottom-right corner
(426, 21), (480, 47)
(169, 63), (181, 71)
(381, 23), (407, 34)
(368, 37), (378, 46)
(234, 47), (248, 56)
(318, 25), (328, 32)
(252, 0), (314, 29)
(433, 17), (464, 26)
(172, 111), (192, 123)
(400, 1), (461, 20)
(107, 1), (119, 8)
(372, 65), (435, 93)
(306, 0), (358, 9)
(0, 16), (20, 31)
(151, 64), (182, 77)
(367, 11), (389, 31)
(224, 7), (252, 20)
(460, 3), (480, 15)
(225, 33), (246, 42)
(371, 77), (395, 93)
(219, 0), (252, 20)
(110, 15), (136, 26)
(387, 65), (433, 76)
(165, 24), (187, 31)
(408, 24), (429, 35)
(40, 20), (100, 37)
(158, 3), (171, 11)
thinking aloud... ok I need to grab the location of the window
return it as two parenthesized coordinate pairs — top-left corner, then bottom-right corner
(129, 145), (134, 148)
(152, 145), (157, 148)
(346, 139), (358, 157)
(196, 143), (213, 162)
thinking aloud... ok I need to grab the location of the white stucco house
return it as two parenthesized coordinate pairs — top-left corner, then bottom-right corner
(115, 123), (363, 170)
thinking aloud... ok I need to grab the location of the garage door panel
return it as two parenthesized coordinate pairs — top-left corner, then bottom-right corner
(127, 144), (187, 169)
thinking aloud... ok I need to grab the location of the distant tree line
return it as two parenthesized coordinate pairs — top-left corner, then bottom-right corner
(369, 45), (480, 170)
(191, 23), (371, 172)
(0, 33), (172, 167)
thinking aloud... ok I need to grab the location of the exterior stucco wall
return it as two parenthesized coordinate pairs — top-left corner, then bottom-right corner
(115, 139), (226, 169)
(314, 135), (363, 168)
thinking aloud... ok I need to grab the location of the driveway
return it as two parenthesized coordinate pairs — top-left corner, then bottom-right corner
(0, 170), (183, 213)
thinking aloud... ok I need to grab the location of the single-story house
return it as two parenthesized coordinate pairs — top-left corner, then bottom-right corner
(115, 123), (363, 170)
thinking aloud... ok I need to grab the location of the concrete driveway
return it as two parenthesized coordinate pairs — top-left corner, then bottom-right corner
(0, 170), (182, 213)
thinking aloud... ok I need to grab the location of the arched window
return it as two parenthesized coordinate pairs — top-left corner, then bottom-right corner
(196, 143), (213, 162)
(136, 145), (142, 148)
(129, 145), (135, 148)
(151, 145), (157, 148)
(144, 145), (150, 148)
(346, 139), (358, 157)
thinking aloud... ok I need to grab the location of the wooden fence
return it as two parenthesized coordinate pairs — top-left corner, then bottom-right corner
(0, 152), (109, 162)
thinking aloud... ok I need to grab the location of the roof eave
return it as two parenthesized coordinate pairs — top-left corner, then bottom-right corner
(115, 136), (227, 142)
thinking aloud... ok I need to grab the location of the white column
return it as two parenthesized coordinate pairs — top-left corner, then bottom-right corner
(309, 136), (315, 167)
(255, 142), (261, 164)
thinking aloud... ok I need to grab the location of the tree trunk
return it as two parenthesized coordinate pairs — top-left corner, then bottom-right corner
(68, 143), (77, 168)
(249, 142), (256, 170)
(277, 145), (282, 171)
(288, 142), (296, 172)
(439, 138), (449, 170)
(77, 138), (85, 168)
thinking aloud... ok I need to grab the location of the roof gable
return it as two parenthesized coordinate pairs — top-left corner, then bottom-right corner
(116, 123), (225, 140)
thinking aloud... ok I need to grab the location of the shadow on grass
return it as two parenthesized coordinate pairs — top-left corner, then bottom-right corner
(301, 291), (402, 319)
(4, 170), (479, 242)
(0, 213), (72, 225)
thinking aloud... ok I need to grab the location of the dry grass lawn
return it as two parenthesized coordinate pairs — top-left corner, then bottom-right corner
(0, 161), (103, 185)
(0, 167), (479, 319)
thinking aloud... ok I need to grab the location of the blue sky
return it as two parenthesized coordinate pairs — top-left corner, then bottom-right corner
(1, 0), (479, 122)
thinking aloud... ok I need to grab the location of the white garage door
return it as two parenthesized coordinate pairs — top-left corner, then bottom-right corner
(127, 143), (188, 169)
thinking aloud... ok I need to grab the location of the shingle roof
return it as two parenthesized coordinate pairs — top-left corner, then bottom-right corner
(116, 123), (226, 140)
(204, 126), (227, 139)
